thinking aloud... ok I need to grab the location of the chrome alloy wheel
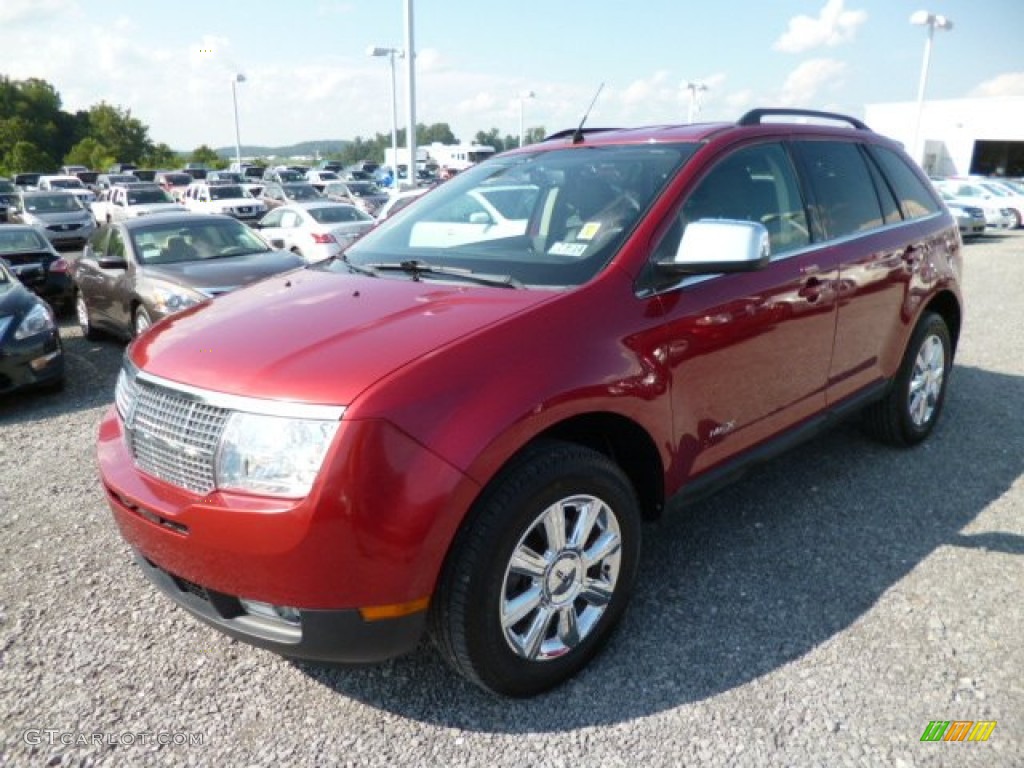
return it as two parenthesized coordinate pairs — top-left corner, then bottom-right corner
(908, 333), (945, 427)
(500, 494), (622, 661)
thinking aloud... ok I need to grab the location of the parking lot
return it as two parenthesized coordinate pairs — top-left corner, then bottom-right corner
(1, 231), (1022, 767)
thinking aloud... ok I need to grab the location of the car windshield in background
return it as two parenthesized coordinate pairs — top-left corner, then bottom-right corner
(209, 185), (247, 199)
(284, 184), (320, 200)
(0, 181), (16, 193)
(276, 171), (304, 182)
(308, 205), (373, 224)
(25, 194), (83, 212)
(126, 188), (174, 205)
(0, 229), (50, 253)
(129, 219), (272, 265)
(48, 179), (84, 189)
(347, 182), (382, 196)
(162, 174), (193, 186)
(340, 144), (695, 288)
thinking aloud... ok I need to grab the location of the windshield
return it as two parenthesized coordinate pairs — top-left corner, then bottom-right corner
(339, 144), (694, 288)
(284, 184), (320, 200)
(0, 181), (14, 193)
(130, 218), (272, 265)
(210, 185), (247, 200)
(49, 178), (85, 189)
(308, 205), (373, 224)
(127, 188), (174, 205)
(0, 228), (49, 253)
(24, 194), (84, 212)
(347, 181), (382, 196)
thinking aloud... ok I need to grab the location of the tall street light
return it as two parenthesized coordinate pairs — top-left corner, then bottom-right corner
(231, 73), (246, 172)
(403, 0), (417, 191)
(685, 81), (708, 124)
(519, 90), (535, 147)
(910, 10), (953, 168)
(368, 46), (403, 185)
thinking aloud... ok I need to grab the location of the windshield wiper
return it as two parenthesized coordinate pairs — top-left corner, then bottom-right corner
(362, 259), (524, 289)
(335, 254), (379, 277)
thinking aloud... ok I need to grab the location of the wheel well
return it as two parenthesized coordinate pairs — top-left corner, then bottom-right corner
(533, 413), (664, 520)
(925, 290), (962, 353)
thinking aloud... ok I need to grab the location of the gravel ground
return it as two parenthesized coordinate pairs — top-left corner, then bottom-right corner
(1, 231), (1022, 767)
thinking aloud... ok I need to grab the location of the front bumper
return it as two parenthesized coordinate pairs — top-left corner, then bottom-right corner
(0, 329), (63, 395)
(98, 405), (478, 662)
(135, 551), (425, 662)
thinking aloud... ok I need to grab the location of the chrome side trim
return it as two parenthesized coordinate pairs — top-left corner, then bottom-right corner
(134, 368), (346, 421)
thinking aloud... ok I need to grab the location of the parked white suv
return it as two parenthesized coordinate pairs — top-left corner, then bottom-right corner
(181, 181), (267, 224)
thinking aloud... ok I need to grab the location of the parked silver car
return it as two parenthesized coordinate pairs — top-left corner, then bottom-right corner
(10, 191), (97, 248)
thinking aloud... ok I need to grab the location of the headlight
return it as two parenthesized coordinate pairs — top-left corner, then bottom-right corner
(14, 302), (56, 340)
(216, 412), (340, 497)
(147, 283), (207, 314)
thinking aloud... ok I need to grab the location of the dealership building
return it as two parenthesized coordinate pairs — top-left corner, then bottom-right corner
(864, 97), (1024, 178)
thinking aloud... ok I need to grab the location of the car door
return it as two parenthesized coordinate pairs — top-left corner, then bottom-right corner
(77, 226), (133, 333)
(637, 141), (842, 480)
(792, 140), (948, 404)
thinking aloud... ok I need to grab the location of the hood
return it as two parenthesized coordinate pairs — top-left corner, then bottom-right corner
(0, 277), (37, 320)
(25, 210), (92, 224)
(142, 250), (303, 296)
(131, 268), (555, 405)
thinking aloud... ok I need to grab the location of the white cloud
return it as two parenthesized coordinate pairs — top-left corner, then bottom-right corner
(970, 72), (1024, 98)
(778, 59), (847, 105)
(0, 0), (75, 25)
(774, 0), (868, 54)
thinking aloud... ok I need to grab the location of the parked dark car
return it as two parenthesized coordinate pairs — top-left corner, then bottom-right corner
(0, 225), (74, 311)
(0, 258), (64, 394)
(0, 177), (17, 221)
(13, 173), (43, 191)
(259, 182), (322, 210)
(70, 213), (303, 339)
(98, 108), (963, 697)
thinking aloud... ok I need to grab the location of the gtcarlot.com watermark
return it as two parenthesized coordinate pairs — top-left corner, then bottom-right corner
(23, 729), (203, 747)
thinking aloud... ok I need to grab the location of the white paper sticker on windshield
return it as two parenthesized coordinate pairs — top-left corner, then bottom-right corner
(548, 241), (588, 257)
(578, 221), (602, 241)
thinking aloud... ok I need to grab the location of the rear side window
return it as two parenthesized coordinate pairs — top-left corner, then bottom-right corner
(795, 141), (884, 240)
(868, 145), (941, 220)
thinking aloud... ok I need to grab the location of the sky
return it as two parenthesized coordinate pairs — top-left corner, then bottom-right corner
(3, 0), (1023, 152)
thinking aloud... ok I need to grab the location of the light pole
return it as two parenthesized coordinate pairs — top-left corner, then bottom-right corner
(404, 0), (417, 191)
(368, 46), (402, 186)
(231, 73), (246, 172)
(685, 81), (708, 124)
(910, 10), (953, 168)
(519, 90), (535, 147)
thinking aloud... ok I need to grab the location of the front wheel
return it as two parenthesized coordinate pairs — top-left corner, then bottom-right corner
(133, 305), (152, 337)
(862, 312), (952, 446)
(429, 440), (641, 697)
(76, 292), (101, 341)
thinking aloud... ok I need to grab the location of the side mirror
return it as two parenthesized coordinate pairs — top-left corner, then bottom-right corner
(97, 256), (128, 269)
(656, 219), (770, 275)
(270, 238), (285, 249)
(468, 211), (493, 225)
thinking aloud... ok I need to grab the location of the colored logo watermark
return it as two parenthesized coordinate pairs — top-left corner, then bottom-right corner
(921, 720), (997, 742)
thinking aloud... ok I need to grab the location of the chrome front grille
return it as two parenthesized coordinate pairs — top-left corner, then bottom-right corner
(124, 378), (230, 494)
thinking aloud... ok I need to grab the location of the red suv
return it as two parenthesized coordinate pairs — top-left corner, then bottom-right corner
(100, 109), (963, 697)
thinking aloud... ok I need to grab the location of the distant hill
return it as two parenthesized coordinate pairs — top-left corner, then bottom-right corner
(211, 140), (352, 160)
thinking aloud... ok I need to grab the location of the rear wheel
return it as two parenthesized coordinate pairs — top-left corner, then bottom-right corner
(430, 440), (641, 697)
(862, 312), (952, 446)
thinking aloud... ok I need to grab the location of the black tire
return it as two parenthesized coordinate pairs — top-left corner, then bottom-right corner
(75, 292), (102, 341)
(429, 440), (641, 697)
(862, 312), (952, 446)
(133, 306), (152, 337)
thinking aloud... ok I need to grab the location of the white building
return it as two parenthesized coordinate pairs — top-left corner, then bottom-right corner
(864, 97), (1024, 177)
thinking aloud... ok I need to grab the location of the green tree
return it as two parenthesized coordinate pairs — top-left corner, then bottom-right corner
(3, 140), (54, 175)
(190, 144), (222, 168)
(88, 102), (152, 163)
(64, 137), (115, 171)
(140, 143), (180, 169)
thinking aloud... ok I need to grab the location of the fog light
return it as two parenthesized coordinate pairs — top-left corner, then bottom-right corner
(29, 350), (61, 371)
(239, 599), (301, 625)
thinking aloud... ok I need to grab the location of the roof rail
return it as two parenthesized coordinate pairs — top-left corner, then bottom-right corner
(738, 108), (870, 131)
(542, 127), (620, 142)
